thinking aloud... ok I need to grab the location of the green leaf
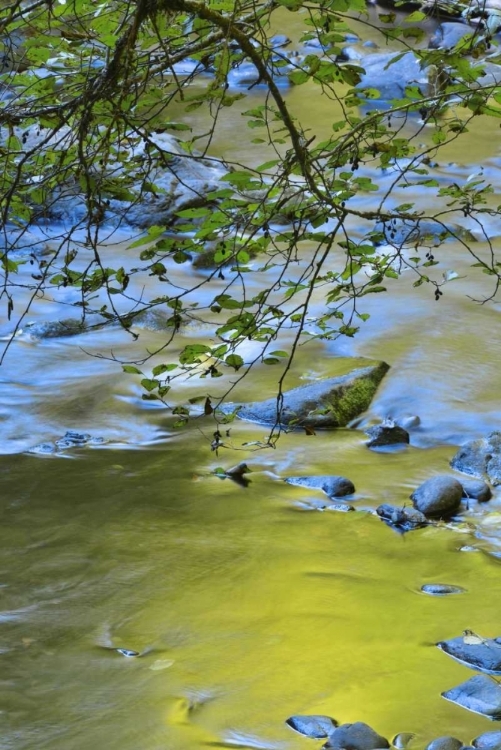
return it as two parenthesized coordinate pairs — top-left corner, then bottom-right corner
(226, 353), (244, 370)
(122, 365), (143, 374)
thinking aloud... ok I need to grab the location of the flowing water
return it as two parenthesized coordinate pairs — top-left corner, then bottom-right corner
(3, 7), (501, 750)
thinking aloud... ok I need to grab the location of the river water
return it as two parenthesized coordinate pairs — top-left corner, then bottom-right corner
(2, 7), (501, 750)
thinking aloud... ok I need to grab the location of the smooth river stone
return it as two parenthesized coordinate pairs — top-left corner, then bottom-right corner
(442, 675), (501, 719)
(285, 715), (338, 738)
(437, 634), (501, 674)
(425, 738), (463, 750)
(421, 583), (465, 596)
(324, 722), (389, 750)
(411, 476), (463, 517)
(285, 475), (355, 498)
(472, 730), (501, 749)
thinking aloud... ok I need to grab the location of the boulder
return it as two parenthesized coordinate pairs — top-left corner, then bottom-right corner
(442, 674), (501, 719)
(226, 361), (389, 428)
(365, 419), (410, 448)
(411, 476), (463, 517)
(425, 738), (463, 750)
(376, 503), (428, 532)
(451, 433), (501, 485)
(437, 634), (501, 674)
(285, 475), (355, 498)
(472, 730), (501, 749)
(324, 721), (389, 750)
(429, 22), (472, 50)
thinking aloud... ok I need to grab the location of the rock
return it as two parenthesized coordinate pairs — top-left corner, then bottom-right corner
(425, 738), (463, 750)
(27, 432), (105, 454)
(365, 419), (410, 448)
(437, 633), (501, 674)
(429, 22), (472, 50)
(286, 715), (338, 738)
(442, 674), (501, 719)
(472, 730), (501, 749)
(421, 583), (465, 595)
(411, 476), (463, 517)
(324, 721), (390, 750)
(325, 501), (356, 512)
(393, 734), (416, 750)
(373, 219), (476, 250)
(461, 479), (492, 503)
(354, 51), (428, 101)
(285, 475), (355, 498)
(376, 504), (428, 532)
(451, 432), (501, 485)
(225, 361), (389, 428)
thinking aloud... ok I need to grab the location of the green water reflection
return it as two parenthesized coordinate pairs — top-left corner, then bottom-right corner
(1, 436), (500, 749)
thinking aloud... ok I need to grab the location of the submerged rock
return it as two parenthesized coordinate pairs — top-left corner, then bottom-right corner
(411, 476), (463, 517)
(472, 730), (501, 749)
(325, 501), (356, 512)
(285, 475), (355, 498)
(286, 715), (338, 738)
(324, 721), (390, 750)
(425, 738), (463, 750)
(442, 674), (501, 719)
(365, 419), (410, 448)
(377, 503), (428, 532)
(451, 432), (501, 485)
(437, 633), (501, 674)
(225, 361), (389, 428)
(421, 583), (465, 596)
(392, 733), (416, 749)
(27, 431), (105, 454)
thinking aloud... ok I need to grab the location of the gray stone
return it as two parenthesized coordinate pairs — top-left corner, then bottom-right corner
(461, 479), (492, 503)
(421, 583), (465, 596)
(429, 22), (472, 50)
(285, 475), (355, 498)
(324, 722), (389, 750)
(451, 432), (501, 485)
(425, 738), (463, 750)
(286, 715), (338, 738)
(354, 51), (429, 101)
(225, 361), (389, 428)
(393, 734), (416, 750)
(325, 501), (355, 512)
(442, 675), (501, 719)
(472, 730), (501, 749)
(437, 634), (501, 674)
(377, 503), (428, 532)
(411, 475), (463, 517)
(365, 419), (409, 448)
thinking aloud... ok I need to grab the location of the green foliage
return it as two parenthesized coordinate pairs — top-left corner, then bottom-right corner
(0, 0), (500, 435)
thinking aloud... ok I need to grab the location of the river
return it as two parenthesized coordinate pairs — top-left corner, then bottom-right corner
(2, 6), (501, 749)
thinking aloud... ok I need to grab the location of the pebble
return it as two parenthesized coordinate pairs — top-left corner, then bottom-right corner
(393, 734), (416, 750)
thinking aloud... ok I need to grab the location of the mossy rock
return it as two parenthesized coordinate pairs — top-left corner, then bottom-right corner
(225, 360), (390, 428)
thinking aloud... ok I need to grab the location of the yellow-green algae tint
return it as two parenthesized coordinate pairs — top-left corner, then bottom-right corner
(2, 431), (501, 750)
